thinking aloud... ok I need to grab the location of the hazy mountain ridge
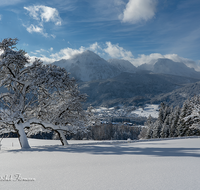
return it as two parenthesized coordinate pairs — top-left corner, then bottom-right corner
(79, 72), (200, 108)
(151, 81), (200, 107)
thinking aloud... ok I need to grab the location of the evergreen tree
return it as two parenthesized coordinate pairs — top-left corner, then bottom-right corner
(145, 115), (154, 139)
(160, 115), (170, 138)
(177, 99), (192, 136)
(152, 120), (162, 138)
(180, 95), (200, 136)
(170, 106), (180, 137)
(152, 103), (164, 138)
(152, 103), (172, 138)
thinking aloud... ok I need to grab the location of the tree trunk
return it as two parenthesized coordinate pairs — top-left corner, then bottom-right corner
(14, 124), (30, 149)
(55, 130), (68, 146)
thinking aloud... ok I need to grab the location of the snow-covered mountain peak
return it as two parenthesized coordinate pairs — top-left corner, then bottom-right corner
(153, 58), (200, 78)
(71, 50), (103, 62)
(53, 50), (120, 81)
(137, 58), (200, 79)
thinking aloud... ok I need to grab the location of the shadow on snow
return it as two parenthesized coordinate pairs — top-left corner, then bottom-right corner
(5, 141), (200, 158)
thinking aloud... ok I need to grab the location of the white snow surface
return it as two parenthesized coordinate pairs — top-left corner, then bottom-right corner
(1, 137), (200, 190)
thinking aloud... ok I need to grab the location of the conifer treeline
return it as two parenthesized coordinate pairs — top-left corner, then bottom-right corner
(142, 95), (200, 139)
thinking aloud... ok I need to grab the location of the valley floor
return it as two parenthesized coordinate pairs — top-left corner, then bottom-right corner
(0, 137), (200, 190)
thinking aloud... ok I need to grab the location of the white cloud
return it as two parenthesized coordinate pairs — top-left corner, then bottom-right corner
(24, 24), (48, 37)
(119, 0), (157, 24)
(131, 53), (164, 66)
(104, 41), (134, 62)
(24, 5), (61, 37)
(50, 47), (86, 61)
(26, 24), (42, 33)
(30, 51), (37, 55)
(24, 6), (40, 21)
(89, 42), (102, 53)
(35, 49), (46, 53)
(24, 5), (61, 25)
(29, 55), (57, 65)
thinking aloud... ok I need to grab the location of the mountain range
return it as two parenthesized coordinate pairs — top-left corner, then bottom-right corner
(53, 50), (200, 81)
(53, 50), (200, 108)
(78, 72), (200, 108)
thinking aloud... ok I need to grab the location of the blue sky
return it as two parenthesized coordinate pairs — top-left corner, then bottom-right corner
(1, 0), (200, 69)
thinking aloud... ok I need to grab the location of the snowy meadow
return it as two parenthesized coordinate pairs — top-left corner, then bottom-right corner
(1, 137), (200, 190)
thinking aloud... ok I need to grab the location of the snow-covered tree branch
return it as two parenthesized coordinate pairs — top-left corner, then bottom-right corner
(0, 38), (90, 148)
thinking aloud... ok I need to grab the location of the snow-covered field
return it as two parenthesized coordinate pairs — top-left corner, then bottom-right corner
(1, 137), (200, 190)
(131, 104), (159, 118)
